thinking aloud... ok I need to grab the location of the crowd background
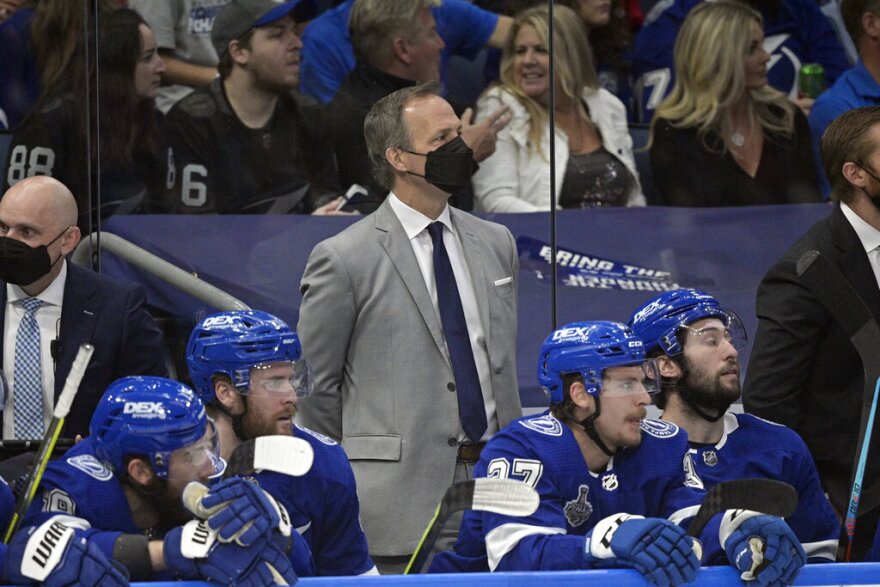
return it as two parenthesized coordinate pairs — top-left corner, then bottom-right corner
(4, 0), (880, 577)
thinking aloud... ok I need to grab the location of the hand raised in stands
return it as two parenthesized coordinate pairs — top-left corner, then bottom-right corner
(460, 105), (512, 163)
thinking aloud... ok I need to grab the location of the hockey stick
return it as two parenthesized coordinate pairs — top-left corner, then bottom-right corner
(222, 435), (314, 479)
(0, 438), (75, 451)
(403, 478), (540, 574)
(182, 435), (315, 527)
(3, 343), (94, 543)
(687, 479), (799, 538)
(796, 249), (880, 561)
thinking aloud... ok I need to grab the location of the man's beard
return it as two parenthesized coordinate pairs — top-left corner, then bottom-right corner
(239, 404), (295, 440)
(133, 475), (192, 535)
(677, 359), (741, 419)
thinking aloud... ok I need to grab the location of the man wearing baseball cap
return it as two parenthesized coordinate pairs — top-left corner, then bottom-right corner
(156, 0), (351, 215)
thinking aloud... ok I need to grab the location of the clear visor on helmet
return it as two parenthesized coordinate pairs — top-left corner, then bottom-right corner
(245, 359), (313, 398)
(600, 359), (661, 397)
(166, 419), (224, 481)
(679, 312), (748, 351)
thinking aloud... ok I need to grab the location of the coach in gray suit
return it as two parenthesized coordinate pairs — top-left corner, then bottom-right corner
(297, 82), (521, 572)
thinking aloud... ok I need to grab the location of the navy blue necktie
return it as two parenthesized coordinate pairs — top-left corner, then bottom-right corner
(428, 222), (487, 442)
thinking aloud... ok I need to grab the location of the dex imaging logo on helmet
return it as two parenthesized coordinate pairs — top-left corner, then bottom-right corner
(202, 315), (238, 327)
(551, 326), (592, 342)
(123, 401), (167, 419)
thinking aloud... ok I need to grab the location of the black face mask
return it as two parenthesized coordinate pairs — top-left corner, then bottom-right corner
(407, 136), (478, 194)
(0, 228), (69, 286)
(858, 163), (880, 213)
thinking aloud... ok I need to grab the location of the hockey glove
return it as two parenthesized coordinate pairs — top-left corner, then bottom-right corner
(720, 510), (806, 586)
(234, 541), (299, 587)
(183, 478), (291, 546)
(164, 518), (289, 583)
(5, 516), (129, 586)
(584, 513), (700, 586)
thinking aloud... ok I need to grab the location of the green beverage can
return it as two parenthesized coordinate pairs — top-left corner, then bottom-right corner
(799, 63), (826, 99)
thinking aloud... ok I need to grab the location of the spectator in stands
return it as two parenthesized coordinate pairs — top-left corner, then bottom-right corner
(648, 1), (822, 206)
(326, 0), (512, 213)
(156, 0), (349, 214)
(0, 1), (113, 130)
(3, 7), (170, 231)
(299, 0), (513, 104)
(809, 0), (880, 198)
(473, 5), (644, 212)
(128, 0), (228, 114)
(499, 0), (636, 115)
(743, 105), (880, 561)
(633, 0), (849, 123)
(0, 176), (167, 441)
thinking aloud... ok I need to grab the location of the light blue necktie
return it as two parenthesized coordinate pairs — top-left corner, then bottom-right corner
(13, 298), (45, 439)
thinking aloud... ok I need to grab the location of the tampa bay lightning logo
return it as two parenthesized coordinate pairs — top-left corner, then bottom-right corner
(296, 423), (337, 446)
(640, 419), (678, 438)
(702, 449), (718, 467)
(519, 414), (563, 436)
(564, 484), (594, 527)
(67, 454), (113, 481)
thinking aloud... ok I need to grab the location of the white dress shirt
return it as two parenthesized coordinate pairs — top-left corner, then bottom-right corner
(3, 261), (67, 438)
(841, 203), (880, 291)
(388, 193), (498, 441)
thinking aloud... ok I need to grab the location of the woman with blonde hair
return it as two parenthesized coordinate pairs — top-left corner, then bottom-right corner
(649, 0), (821, 206)
(473, 4), (644, 212)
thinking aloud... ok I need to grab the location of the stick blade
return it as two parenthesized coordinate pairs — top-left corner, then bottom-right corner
(224, 435), (314, 478)
(688, 479), (798, 537)
(473, 478), (539, 517)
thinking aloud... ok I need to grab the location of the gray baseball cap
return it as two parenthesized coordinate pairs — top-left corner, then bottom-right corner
(212, 0), (317, 58)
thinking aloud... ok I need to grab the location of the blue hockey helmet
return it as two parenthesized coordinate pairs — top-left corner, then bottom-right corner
(90, 376), (221, 478)
(186, 310), (312, 404)
(537, 321), (659, 404)
(627, 289), (747, 356)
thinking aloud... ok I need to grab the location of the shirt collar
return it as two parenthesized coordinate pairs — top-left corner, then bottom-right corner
(853, 60), (880, 98)
(841, 202), (880, 255)
(388, 192), (454, 240)
(7, 259), (67, 308)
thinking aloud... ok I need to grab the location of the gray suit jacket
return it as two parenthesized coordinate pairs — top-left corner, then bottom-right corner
(297, 199), (521, 556)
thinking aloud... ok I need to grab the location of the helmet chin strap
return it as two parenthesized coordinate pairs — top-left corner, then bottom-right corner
(214, 394), (251, 441)
(564, 399), (616, 457)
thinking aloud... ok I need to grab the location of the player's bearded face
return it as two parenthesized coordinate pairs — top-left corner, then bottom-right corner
(240, 364), (298, 438)
(679, 324), (741, 415)
(136, 475), (192, 533)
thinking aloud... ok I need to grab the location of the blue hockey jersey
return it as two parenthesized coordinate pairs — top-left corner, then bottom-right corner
(632, 0), (849, 122)
(254, 424), (376, 576)
(20, 437), (315, 579)
(687, 413), (839, 563)
(429, 413), (706, 572)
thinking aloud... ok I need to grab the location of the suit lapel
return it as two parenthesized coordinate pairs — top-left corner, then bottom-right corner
(451, 210), (492, 341)
(831, 206), (880, 320)
(374, 202), (449, 361)
(55, 265), (99, 400)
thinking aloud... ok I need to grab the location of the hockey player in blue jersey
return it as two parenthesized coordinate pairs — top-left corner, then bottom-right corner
(628, 289), (837, 569)
(0, 476), (125, 586)
(430, 321), (704, 584)
(19, 375), (302, 585)
(185, 310), (377, 576)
